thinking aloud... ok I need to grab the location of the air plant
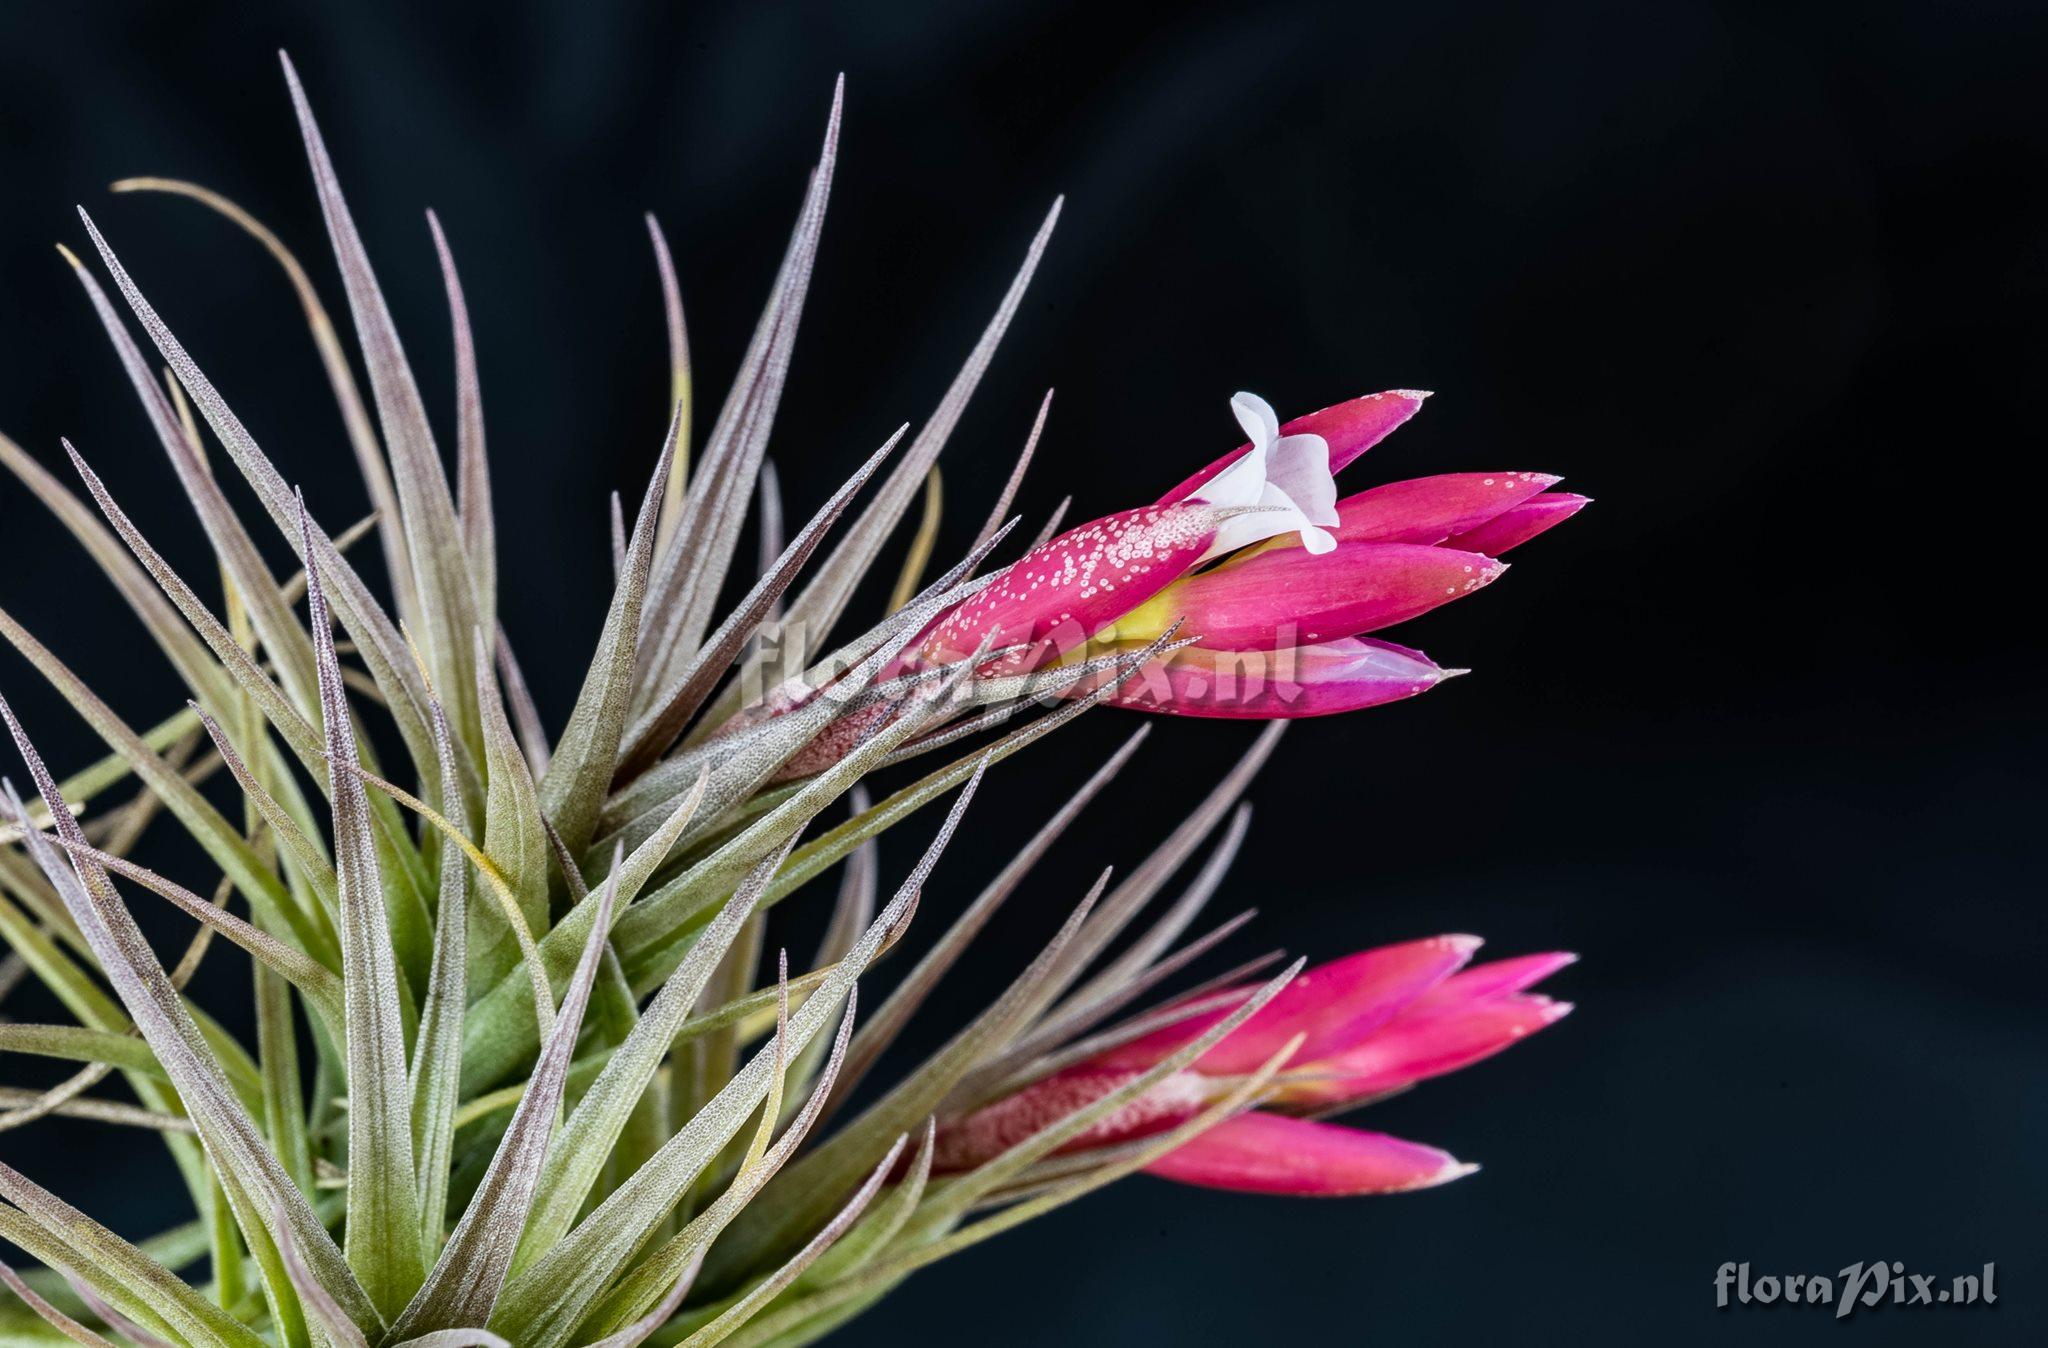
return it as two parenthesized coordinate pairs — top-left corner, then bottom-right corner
(0, 55), (1581, 1348)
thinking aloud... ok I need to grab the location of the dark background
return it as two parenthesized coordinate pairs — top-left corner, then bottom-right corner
(2, 1), (2043, 1344)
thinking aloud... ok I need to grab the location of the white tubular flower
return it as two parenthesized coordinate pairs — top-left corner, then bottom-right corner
(1190, 391), (1341, 558)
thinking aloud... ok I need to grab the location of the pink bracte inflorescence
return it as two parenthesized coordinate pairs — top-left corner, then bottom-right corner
(932, 937), (1575, 1194)
(906, 388), (1587, 717)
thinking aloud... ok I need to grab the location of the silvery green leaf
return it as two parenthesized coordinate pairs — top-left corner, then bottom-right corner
(493, 624), (552, 777)
(301, 501), (426, 1318)
(492, 765), (979, 1346)
(49, 841), (344, 1034)
(57, 253), (322, 722)
(666, 1112), (931, 1346)
(618, 427), (900, 776)
(0, 430), (234, 717)
(473, 631), (550, 955)
(0, 1254), (119, 1348)
(973, 389), (1052, 553)
(51, 1266), (178, 1348)
(724, 984), (1304, 1348)
(636, 81), (841, 697)
(76, 207), (442, 785)
(1020, 722), (1283, 1023)
(271, 1199), (369, 1348)
(284, 55), (484, 759)
(429, 211), (496, 636)
(773, 807), (876, 1128)
(987, 948), (1283, 1099)
(537, 410), (676, 855)
(510, 837), (790, 1271)
(1006, 802), (1254, 1061)
(0, 706), (362, 1336)
(696, 866), (1104, 1293)
(0, 607), (316, 963)
(63, 442), (326, 770)
(103, 175), (415, 629)
(566, 975), (861, 1344)
(457, 770), (705, 1097)
(604, 531), (1006, 848)
(411, 697), (470, 1264)
(610, 656), (986, 995)
(1026, 494), (1070, 551)
(746, 629), (1177, 925)
(0, 1088), (192, 1134)
(392, 1333), (512, 1348)
(646, 211), (694, 558)
(827, 726), (1148, 1113)
(665, 1135), (902, 1348)
(0, 1022), (168, 1080)
(0, 1199), (237, 1348)
(771, 199), (1060, 670)
(389, 853), (618, 1337)
(190, 706), (340, 923)
(254, 960), (316, 1199)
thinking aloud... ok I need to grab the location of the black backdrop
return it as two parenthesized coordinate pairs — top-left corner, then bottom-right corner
(2, 2), (2043, 1345)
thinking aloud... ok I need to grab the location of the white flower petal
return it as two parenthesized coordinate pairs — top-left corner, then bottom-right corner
(1268, 432), (1338, 526)
(1194, 394), (1343, 559)
(1230, 391), (1280, 449)
(1193, 439), (1269, 512)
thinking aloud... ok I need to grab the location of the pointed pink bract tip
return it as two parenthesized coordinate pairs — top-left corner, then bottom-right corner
(1430, 1160), (1482, 1187)
(1441, 934), (1484, 955)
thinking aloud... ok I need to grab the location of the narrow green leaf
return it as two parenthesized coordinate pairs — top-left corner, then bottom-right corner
(493, 766), (980, 1346)
(301, 502), (426, 1317)
(428, 211), (496, 637)
(647, 212), (694, 555)
(0, 605), (320, 963)
(537, 410), (677, 855)
(392, 855), (617, 1337)
(973, 389), (1052, 552)
(50, 841), (344, 1033)
(717, 1031), (1299, 1348)
(636, 80), (842, 697)
(253, 962), (314, 1197)
(284, 54), (483, 758)
(104, 175), (416, 629)
(511, 839), (794, 1270)
(0, 1254), (119, 1348)
(0, 1108), (297, 1348)
(618, 427), (900, 776)
(410, 698), (469, 1264)
(828, 726), (1149, 1113)
(77, 206), (442, 789)
(0, 430), (233, 715)
(668, 1137), (902, 1348)
(697, 866), (1106, 1292)
(882, 467), (942, 614)
(772, 198), (1060, 667)
(474, 630), (549, 945)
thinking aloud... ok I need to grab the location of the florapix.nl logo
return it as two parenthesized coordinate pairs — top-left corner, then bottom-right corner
(1715, 1262), (1997, 1320)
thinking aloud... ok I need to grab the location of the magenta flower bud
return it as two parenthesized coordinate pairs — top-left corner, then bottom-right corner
(776, 390), (1582, 748)
(1110, 542), (1509, 651)
(931, 935), (1571, 1196)
(1330, 471), (1563, 545)
(1088, 637), (1459, 719)
(1442, 490), (1590, 556)
(912, 502), (1229, 673)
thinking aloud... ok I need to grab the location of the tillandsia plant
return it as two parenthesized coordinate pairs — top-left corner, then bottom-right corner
(0, 56), (1584, 1348)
